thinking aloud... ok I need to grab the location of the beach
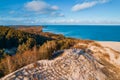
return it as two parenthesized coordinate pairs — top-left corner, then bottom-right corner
(98, 41), (120, 52)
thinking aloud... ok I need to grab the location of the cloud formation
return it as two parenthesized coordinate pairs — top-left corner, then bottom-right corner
(72, 1), (97, 11)
(40, 19), (120, 25)
(24, 0), (64, 17)
(25, 1), (59, 13)
(72, 0), (109, 11)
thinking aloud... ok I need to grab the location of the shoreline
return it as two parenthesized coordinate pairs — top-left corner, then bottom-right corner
(43, 26), (120, 52)
(98, 41), (120, 52)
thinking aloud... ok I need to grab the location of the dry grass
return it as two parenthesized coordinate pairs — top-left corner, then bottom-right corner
(100, 58), (120, 80)
(103, 53), (110, 60)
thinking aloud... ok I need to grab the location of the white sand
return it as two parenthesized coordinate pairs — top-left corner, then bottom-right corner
(98, 41), (120, 52)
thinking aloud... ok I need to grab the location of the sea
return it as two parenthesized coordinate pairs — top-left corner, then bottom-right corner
(43, 25), (120, 41)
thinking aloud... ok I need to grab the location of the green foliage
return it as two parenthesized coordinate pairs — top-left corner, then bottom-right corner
(0, 26), (51, 56)
(17, 38), (36, 53)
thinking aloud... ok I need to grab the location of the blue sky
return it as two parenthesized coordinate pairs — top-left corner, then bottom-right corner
(0, 0), (120, 25)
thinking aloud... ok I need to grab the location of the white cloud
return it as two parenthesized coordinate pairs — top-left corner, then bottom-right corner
(72, 0), (109, 11)
(39, 18), (120, 25)
(24, 0), (64, 17)
(72, 1), (97, 11)
(41, 19), (82, 24)
(25, 1), (59, 12)
(51, 6), (59, 10)
(25, 1), (48, 11)
(100, 0), (109, 3)
(1, 17), (120, 25)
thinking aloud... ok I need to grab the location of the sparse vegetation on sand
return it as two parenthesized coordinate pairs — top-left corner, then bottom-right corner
(0, 26), (120, 79)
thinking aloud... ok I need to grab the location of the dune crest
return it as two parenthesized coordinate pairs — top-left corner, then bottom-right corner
(1, 44), (120, 80)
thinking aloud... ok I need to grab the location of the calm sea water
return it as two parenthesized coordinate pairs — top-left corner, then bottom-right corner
(43, 25), (120, 41)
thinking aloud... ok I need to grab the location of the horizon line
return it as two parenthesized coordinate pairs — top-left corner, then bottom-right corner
(1, 24), (120, 26)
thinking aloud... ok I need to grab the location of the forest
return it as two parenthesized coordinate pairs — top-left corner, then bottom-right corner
(0, 26), (93, 78)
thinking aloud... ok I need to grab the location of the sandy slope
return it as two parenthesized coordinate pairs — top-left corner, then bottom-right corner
(1, 41), (120, 80)
(0, 49), (112, 80)
(98, 41), (120, 52)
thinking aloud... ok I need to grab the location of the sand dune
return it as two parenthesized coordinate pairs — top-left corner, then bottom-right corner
(1, 41), (120, 80)
(98, 41), (120, 52)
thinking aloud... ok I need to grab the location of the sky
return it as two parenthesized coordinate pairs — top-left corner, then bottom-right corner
(0, 0), (120, 25)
